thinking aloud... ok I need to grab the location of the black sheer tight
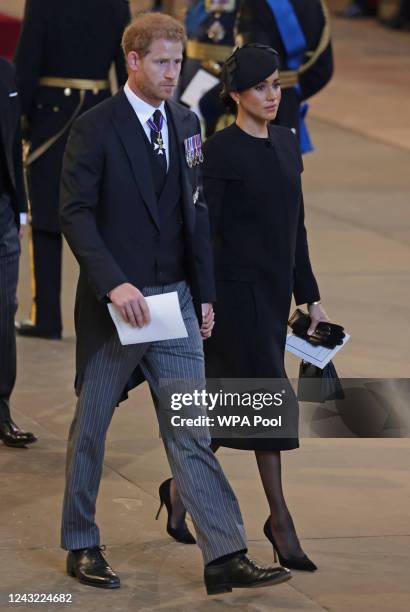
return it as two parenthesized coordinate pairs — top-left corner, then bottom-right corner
(255, 450), (305, 559)
(169, 478), (187, 529)
(168, 446), (306, 560)
(167, 441), (220, 528)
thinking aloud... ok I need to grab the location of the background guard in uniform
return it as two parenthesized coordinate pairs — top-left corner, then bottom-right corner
(0, 57), (37, 448)
(179, 1), (239, 109)
(14, 0), (131, 339)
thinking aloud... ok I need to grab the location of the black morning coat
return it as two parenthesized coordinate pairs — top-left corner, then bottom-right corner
(59, 91), (216, 399)
(238, 0), (334, 130)
(0, 57), (27, 228)
(13, 0), (131, 232)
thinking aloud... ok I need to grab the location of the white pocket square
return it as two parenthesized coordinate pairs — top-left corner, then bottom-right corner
(193, 187), (199, 204)
(9, 91), (18, 97)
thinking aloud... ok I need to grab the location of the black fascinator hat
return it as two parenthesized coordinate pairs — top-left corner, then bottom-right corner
(221, 43), (280, 94)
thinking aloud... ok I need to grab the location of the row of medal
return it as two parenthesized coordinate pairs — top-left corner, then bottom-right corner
(184, 133), (204, 167)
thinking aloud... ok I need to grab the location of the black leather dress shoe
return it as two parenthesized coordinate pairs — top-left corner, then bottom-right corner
(0, 420), (37, 447)
(15, 320), (62, 340)
(204, 554), (291, 595)
(66, 547), (120, 589)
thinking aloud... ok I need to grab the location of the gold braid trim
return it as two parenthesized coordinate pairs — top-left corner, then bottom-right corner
(297, 0), (331, 76)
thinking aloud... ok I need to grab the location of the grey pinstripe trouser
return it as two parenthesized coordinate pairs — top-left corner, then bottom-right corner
(61, 281), (247, 563)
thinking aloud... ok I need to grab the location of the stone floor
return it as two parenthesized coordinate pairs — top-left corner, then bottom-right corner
(1, 4), (410, 612)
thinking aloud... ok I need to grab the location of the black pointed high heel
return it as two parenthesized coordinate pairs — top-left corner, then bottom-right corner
(156, 478), (196, 544)
(263, 517), (317, 572)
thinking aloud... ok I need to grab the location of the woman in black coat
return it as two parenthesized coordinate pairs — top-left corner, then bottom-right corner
(159, 44), (329, 571)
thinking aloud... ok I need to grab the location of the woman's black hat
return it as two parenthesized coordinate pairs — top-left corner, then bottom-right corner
(222, 43), (280, 93)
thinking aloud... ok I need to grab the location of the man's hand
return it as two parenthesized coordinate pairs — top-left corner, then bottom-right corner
(108, 283), (150, 328)
(19, 214), (27, 239)
(201, 303), (214, 340)
(307, 303), (330, 335)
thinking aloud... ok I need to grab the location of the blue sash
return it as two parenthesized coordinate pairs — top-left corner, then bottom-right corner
(186, 2), (208, 38)
(265, 0), (314, 153)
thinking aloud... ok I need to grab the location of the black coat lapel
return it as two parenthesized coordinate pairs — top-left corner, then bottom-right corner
(165, 100), (196, 232)
(111, 90), (160, 230)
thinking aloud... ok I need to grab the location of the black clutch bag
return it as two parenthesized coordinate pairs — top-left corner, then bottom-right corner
(288, 308), (345, 349)
(288, 309), (346, 403)
(297, 360), (345, 403)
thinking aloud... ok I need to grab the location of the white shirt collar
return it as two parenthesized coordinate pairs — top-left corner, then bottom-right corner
(124, 81), (167, 126)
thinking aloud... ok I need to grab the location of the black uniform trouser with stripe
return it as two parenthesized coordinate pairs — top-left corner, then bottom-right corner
(0, 206), (19, 423)
(30, 228), (62, 334)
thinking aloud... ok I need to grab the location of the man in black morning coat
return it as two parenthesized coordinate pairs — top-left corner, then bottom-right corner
(0, 57), (37, 448)
(58, 12), (290, 593)
(13, 0), (130, 339)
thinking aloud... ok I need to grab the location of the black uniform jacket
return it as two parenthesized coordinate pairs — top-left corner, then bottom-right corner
(0, 57), (27, 228)
(238, 0), (333, 130)
(14, 0), (130, 231)
(60, 91), (216, 398)
(14, 0), (129, 118)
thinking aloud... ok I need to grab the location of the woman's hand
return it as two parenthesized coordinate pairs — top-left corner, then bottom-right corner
(307, 303), (330, 335)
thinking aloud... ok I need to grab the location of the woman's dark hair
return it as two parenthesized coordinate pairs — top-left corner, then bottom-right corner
(219, 87), (238, 115)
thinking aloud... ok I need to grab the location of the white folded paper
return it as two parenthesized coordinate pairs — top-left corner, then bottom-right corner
(180, 68), (220, 108)
(108, 291), (188, 345)
(285, 333), (350, 369)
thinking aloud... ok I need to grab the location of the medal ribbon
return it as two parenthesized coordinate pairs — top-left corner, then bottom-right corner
(147, 112), (164, 134)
